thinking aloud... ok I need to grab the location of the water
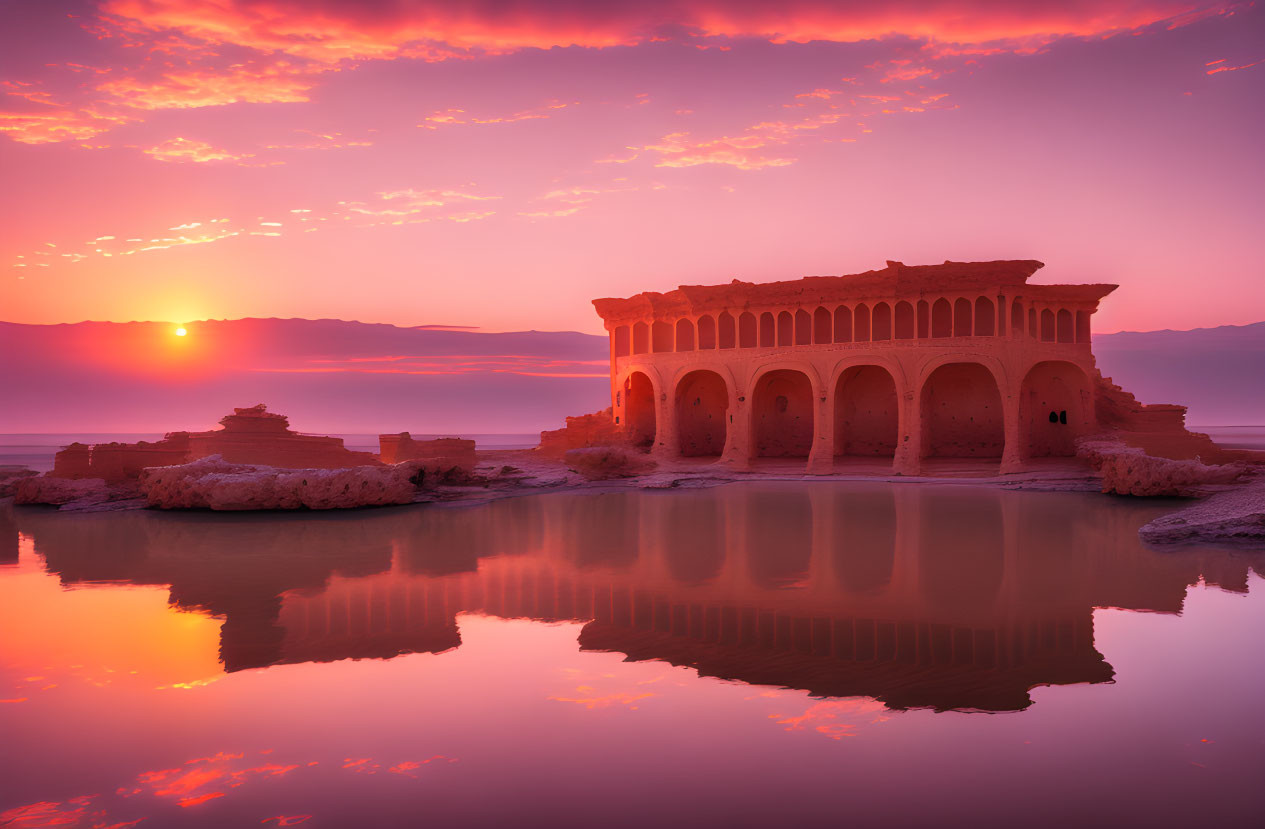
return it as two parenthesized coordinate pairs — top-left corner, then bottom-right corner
(1192, 425), (1265, 451)
(1, 484), (1262, 828)
(0, 433), (541, 472)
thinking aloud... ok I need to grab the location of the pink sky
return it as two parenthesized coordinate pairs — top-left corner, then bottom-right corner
(1, 0), (1261, 336)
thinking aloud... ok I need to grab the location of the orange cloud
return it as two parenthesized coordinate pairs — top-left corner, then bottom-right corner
(143, 137), (258, 163)
(98, 64), (316, 110)
(0, 105), (133, 145)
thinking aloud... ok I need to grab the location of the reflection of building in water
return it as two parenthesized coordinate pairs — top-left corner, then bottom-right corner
(8, 489), (1260, 712)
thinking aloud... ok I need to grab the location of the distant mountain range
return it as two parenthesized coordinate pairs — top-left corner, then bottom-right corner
(0, 318), (1260, 434)
(1094, 321), (1265, 426)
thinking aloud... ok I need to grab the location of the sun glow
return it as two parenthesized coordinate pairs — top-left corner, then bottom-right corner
(175, 327), (187, 336)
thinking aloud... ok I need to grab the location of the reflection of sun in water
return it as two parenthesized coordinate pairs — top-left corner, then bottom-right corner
(175, 327), (187, 337)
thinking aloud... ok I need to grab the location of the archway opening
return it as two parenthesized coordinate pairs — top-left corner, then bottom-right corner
(624, 371), (656, 449)
(931, 299), (952, 338)
(1019, 361), (1090, 458)
(752, 369), (814, 458)
(676, 370), (729, 457)
(834, 365), (898, 457)
(920, 363), (1005, 459)
(675, 318), (694, 351)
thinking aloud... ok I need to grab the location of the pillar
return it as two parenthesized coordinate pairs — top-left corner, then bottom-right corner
(806, 382), (834, 474)
(999, 388), (1023, 474)
(651, 388), (678, 460)
(719, 386), (751, 469)
(893, 387), (921, 475)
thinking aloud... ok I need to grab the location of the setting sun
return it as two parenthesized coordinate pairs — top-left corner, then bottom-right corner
(175, 327), (187, 337)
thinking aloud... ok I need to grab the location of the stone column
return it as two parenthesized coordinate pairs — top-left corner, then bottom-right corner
(806, 383), (835, 474)
(893, 387), (921, 475)
(999, 388), (1023, 474)
(719, 386), (751, 469)
(651, 387), (679, 460)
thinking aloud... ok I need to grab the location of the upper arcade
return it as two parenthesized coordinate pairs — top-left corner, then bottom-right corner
(594, 260), (1115, 353)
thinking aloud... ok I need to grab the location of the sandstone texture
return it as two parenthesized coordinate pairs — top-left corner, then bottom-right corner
(539, 408), (623, 457)
(1077, 438), (1248, 497)
(139, 455), (423, 511)
(564, 446), (656, 480)
(583, 259), (1263, 477)
(379, 433), (475, 473)
(49, 404), (380, 483)
(13, 475), (135, 509)
(1139, 478), (1265, 547)
(0, 466), (38, 498)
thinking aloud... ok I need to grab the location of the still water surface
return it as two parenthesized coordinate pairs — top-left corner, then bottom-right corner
(1, 484), (1262, 828)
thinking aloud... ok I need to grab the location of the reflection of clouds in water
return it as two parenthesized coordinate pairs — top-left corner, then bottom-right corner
(0, 748), (453, 827)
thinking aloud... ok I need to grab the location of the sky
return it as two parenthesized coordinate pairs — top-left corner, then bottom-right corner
(0, 0), (1262, 336)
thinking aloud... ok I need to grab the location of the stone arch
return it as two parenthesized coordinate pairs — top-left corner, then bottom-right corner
(675, 369), (729, 457)
(675, 318), (695, 352)
(834, 305), (852, 342)
(953, 298), (972, 337)
(1076, 310), (1091, 343)
(652, 320), (673, 352)
(1010, 300), (1024, 336)
(919, 362), (1005, 459)
(1019, 361), (1092, 458)
(697, 315), (716, 349)
(854, 303), (871, 342)
(894, 301), (915, 339)
(632, 321), (649, 354)
(613, 325), (630, 357)
(623, 370), (657, 448)
(777, 311), (794, 346)
(751, 368), (815, 457)
(795, 309), (812, 345)
(813, 306), (832, 343)
(834, 365), (899, 457)
(718, 311), (736, 348)
(1057, 309), (1074, 343)
(931, 298), (952, 338)
(1040, 308), (1055, 342)
(974, 297), (995, 336)
(872, 302), (892, 341)
(738, 312), (757, 347)
(759, 312), (776, 347)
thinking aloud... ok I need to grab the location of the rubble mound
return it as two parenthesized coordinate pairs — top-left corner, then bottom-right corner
(1077, 438), (1248, 497)
(540, 408), (624, 457)
(564, 446), (655, 480)
(13, 475), (132, 508)
(0, 466), (38, 498)
(1140, 478), (1265, 546)
(139, 455), (423, 511)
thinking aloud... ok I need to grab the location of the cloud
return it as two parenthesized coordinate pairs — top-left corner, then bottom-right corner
(7, 186), (502, 273)
(97, 63), (317, 110)
(419, 99), (576, 128)
(142, 137), (260, 163)
(98, 1), (1235, 59)
(0, 102), (134, 145)
(257, 354), (609, 377)
(517, 179), (665, 218)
